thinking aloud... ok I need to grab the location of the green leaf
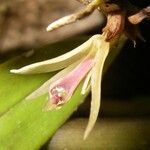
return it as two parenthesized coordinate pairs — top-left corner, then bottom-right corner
(0, 37), (87, 115)
(0, 36), (126, 150)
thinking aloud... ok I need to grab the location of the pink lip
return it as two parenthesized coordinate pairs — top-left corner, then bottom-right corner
(49, 57), (95, 105)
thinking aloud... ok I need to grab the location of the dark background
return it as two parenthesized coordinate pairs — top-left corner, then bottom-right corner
(100, 0), (150, 99)
(102, 20), (150, 99)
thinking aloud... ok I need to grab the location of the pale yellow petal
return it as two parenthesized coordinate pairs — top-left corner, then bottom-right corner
(84, 36), (109, 139)
(81, 70), (92, 95)
(10, 37), (94, 74)
(25, 60), (81, 100)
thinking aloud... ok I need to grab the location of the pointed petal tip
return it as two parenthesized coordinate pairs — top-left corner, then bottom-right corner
(46, 25), (53, 32)
(25, 94), (35, 101)
(81, 91), (86, 95)
(43, 100), (57, 112)
(83, 120), (95, 140)
(10, 68), (27, 74)
(10, 69), (19, 74)
(83, 130), (89, 140)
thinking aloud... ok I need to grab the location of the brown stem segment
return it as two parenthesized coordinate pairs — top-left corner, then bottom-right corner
(128, 6), (150, 25)
(102, 11), (125, 41)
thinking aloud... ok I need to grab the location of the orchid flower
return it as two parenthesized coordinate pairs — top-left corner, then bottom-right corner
(10, 34), (110, 139)
(9, 0), (150, 141)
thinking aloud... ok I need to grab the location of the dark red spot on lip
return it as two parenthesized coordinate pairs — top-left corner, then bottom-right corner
(52, 95), (63, 104)
(50, 87), (64, 104)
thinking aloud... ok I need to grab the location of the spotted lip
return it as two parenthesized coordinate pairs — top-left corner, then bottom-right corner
(49, 57), (95, 106)
(50, 86), (68, 105)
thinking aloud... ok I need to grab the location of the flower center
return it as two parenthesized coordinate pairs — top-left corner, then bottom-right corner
(50, 86), (67, 105)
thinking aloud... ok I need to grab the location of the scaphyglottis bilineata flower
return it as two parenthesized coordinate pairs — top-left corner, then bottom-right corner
(10, 0), (149, 139)
(11, 34), (109, 139)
